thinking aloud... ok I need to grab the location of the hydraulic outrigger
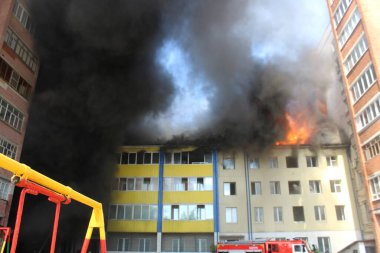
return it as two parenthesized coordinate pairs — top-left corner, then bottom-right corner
(0, 154), (107, 253)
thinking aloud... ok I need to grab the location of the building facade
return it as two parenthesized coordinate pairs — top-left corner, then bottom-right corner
(0, 0), (39, 226)
(107, 145), (371, 253)
(326, 0), (380, 250)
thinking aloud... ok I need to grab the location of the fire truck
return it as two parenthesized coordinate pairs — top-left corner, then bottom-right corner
(216, 239), (313, 253)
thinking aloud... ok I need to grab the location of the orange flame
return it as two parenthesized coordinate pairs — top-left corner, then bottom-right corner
(275, 112), (314, 145)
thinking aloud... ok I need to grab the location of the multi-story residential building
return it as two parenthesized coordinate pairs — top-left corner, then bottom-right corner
(0, 0), (39, 226)
(107, 144), (372, 252)
(107, 146), (216, 252)
(326, 0), (380, 250)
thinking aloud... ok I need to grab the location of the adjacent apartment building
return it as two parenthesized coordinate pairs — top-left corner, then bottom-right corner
(107, 144), (371, 253)
(0, 0), (39, 225)
(326, 0), (380, 250)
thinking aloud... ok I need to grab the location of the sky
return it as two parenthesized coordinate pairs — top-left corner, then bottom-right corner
(153, 0), (331, 139)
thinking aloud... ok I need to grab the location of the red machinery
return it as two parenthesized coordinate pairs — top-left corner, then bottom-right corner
(217, 239), (312, 253)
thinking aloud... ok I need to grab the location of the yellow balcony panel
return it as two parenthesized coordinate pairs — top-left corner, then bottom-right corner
(163, 191), (213, 204)
(162, 220), (213, 233)
(107, 220), (157, 233)
(115, 164), (159, 177)
(119, 146), (161, 153)
(110, 191), (158, 204)
(164, 164), (213, 177)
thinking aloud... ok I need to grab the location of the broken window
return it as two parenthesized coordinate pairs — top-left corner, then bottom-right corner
(289, 181), (301, 194)
(223, 154), (235, 169)
(293, 206), (305, 222)
(286, 156), (298, 168)
(249, 158), (260, 169)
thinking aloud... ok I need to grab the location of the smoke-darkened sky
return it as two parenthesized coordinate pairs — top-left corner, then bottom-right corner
(15, 0), (343, 251)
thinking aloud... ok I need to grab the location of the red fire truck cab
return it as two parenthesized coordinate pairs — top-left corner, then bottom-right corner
(216, 239), (312, 253)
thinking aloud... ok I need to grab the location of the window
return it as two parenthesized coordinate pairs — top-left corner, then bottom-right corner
(293, 245), (307, 253)
(117, 205), (125, 220)
(223, 154), (235, 169)
(314, 206), (326, 221)
(179, 205), (188, 220)
(309, 180), (322, 193)
(318, 237), (331, 253)
(288, 181), (301, 194)
(109, 205), (117, 219)
(224, 182), (236, 195)
(270, 181), (281, 195)
(269, 157), (278, 168)
(133, 205), (141, 220)
(351, 64), (377, 103)
(143, 152), (159, 164)
(0, 57), (32, 100)
(306, 156), (318, 167)
(0, 136), (17, 159)
(173, 152), (181, 164)
(165, 152), (172, 164)
(335, 205), (346, 220)
(333, 0), (352, 25)
(139, 238), (150, 252)
(356, 95), (380, 131)
(338, 8), (361, 48)
(249, 158), (260, 169)
(4, 28), (38, 72)
(364, 133), (380, 160)
(344, 35), (368, 74)
(226, 207), (237, 223)
(172, 239), (180, 252)
(12, 1), (35, 33)
(172, 205), (179, 220)
(286, 156), (298, 168)
(251, 181), (261, 195)
(196, 239), (207, 252)
(330, 180), (342, 193)
(273, 207), (283, 222)
(117, 238), (129, 251)
(0, 96), (24, 131)
(293, 206), (305, 222)
(197, 205), (206, 220)
(326, 156), (337, 167)
(254, 207), (264, 223)
(370, 175), (380, 200)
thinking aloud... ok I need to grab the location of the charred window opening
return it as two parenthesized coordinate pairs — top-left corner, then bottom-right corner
(223, 154), (235, 169)
(165, 152), (172, 164)
(152, 153), (160, 163)
(249, 158), (260, 169)
(173, 152), (181, 164)
(286, 156), (298, 168)
(181, 152), (189, 164)
(293, 206), (305, 222)
(289, 181), (301, 194)
(143, 153), (152, 164)
(137, 152), (144, 164)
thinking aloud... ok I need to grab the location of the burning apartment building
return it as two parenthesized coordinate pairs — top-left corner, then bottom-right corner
(0, 0), (39, 226)
(107, 142), (369, 252)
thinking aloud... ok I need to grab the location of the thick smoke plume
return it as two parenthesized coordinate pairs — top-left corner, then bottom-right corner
(14, 0), (341, 251)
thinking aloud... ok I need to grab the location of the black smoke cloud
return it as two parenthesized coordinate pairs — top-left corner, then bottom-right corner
(15, 0), (340, 251)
